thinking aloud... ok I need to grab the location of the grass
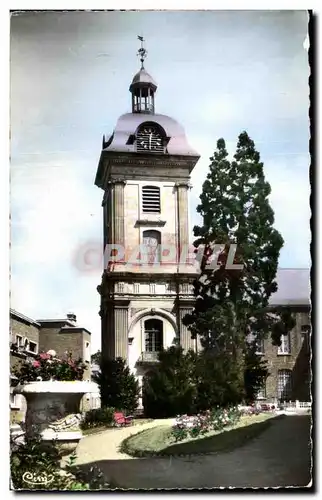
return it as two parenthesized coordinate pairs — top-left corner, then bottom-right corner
(120, 413), (278, 457)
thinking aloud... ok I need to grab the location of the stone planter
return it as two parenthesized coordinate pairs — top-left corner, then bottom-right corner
(14, 381), (96, 455)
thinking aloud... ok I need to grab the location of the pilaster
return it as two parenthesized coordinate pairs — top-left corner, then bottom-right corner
(176, 182), (191, 254)
(114, 305), (129, 359)
(179, 307), (195, 352)
(100, 303), (115, 361)
(113, 180), (126, 247)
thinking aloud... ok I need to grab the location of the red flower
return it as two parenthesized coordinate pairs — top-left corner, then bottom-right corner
(33, 360), (41, 368)
(39, 353), (50, 360)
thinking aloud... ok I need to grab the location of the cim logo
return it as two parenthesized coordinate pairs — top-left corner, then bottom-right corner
(22, 471), (54, 486)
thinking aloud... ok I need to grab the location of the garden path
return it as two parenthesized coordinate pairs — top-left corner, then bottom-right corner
(74, 415), (312, 489)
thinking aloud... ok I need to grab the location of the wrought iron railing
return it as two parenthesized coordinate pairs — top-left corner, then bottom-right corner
(138, 351), (160, 363)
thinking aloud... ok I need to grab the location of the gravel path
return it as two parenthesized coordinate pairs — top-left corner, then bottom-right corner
(74, 415), (312, 489)
(75, 419), (174, 463)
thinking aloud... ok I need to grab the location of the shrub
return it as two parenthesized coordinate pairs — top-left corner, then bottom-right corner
(143, 347), (197, 418)
(142, 346), (258, 418)
(194, 351), (245, 411)
(80, 407), (115, 430)
(97, 357), (140, 414)
(10, 430), (111, 490)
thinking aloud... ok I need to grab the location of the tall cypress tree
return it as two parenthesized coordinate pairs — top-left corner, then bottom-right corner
(183, 132), (295, 398)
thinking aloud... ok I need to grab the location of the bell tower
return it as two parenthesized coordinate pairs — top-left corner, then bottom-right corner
(95, 38), (200, 400)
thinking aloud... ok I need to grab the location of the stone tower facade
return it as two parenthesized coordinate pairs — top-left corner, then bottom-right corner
(95, 43), (200, 396)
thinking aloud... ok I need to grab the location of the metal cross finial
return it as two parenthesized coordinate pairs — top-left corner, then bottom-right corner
(137, 35), (147, 69)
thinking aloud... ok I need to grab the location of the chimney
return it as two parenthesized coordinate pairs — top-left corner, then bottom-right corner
(67, 312), (77, 323)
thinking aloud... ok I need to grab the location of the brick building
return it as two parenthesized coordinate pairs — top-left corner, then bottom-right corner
(258, 268), (311, 403)
(10, 309), (92, 417)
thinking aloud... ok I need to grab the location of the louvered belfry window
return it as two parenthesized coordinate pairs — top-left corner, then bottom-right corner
(136, 124), (164, 153)
(142, 185), (161, 213)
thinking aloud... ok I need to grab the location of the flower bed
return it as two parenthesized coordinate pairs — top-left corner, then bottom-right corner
(172, 406), (241, 442)
(171, 404), (277, 442)
(120, 413), (275, 458)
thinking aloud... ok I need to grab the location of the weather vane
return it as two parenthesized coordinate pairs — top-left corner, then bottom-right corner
(137, 35), (147, 69)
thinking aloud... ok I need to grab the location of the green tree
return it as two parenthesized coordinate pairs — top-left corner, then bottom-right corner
(195, 348), (245, 409)
(143, 346), (197, 418)
(97, 357), (140, 414)
(183, 132), (295, 400)
(244, 345), (269, 404)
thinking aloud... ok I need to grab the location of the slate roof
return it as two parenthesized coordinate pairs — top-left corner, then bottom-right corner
(102, 112), (200, 157)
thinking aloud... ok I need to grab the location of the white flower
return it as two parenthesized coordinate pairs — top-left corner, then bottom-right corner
(47, 349), (56, 357)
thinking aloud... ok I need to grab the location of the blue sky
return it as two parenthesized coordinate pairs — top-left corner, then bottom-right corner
(10, 10), (310, 352)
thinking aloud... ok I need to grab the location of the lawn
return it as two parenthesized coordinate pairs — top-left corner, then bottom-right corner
(120, 413), (278, 457)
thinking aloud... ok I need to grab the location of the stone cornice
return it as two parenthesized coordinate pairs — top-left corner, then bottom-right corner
(176, 299), (196, 308)
(95, 151), (199, 189)
(107, 179), (127, 185)
(105, 299), (131, 308)
(101, 271), (199, 282)
(175, 181), (192, 190)
(110, 294), (195, 300)
(109, 154), (199, 169)
(135, 219), (166, 227)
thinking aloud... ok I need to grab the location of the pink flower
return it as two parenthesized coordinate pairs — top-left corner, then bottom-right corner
(39, 353), (50, 360)
(33, 361), (40, 368)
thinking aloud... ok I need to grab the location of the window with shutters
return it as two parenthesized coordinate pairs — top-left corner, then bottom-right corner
(278, 369), (292, 400)
(142, 185), (161, 213)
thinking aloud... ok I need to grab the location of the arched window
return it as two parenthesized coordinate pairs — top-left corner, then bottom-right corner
(144, 319), (163, 352)
(143, 230), (161, 263)
(278, 369), (292, 401)
(142, 185), (161, 213)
